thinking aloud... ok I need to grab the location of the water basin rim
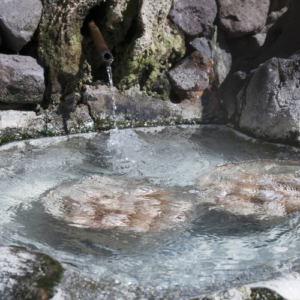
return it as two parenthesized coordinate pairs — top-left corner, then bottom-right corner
(0, 132), (98, 151)
(0, 124), (249, 150)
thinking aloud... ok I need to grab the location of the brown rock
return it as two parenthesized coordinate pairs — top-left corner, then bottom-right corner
(42, 176), (192, 232)
(167, 51), (214, 100)
(216, 0), (270, 38)
(197, 160), (300, 218)
(169, 0), (217, 37)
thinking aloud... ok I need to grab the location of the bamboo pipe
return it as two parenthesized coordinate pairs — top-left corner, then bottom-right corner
(88, 20), (114, 64)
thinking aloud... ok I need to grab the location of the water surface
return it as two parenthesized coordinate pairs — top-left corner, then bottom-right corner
(1, 125), (300, 298)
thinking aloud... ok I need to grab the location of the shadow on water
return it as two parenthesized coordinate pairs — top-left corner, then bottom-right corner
(190, 205), (295, 238)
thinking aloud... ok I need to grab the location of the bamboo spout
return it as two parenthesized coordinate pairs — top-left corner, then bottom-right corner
(88, 20), (114, 64)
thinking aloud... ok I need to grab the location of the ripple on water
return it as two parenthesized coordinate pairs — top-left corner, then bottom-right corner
(1, 126), (300, 298)
(197, 160), (300, 218)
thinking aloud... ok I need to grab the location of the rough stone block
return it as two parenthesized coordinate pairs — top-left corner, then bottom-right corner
(0, 54), (45, 104)
(217, 0), (270, 38)
(0, 0), (43, 52)
(169, 0), (217, 37)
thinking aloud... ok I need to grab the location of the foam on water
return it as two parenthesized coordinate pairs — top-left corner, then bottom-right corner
(249, 273), (300, 300)
(1, 126), (300, 298)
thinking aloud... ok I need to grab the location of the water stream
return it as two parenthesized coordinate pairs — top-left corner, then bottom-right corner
(1, 126), (300, 298)
(106, 62), (117, 129)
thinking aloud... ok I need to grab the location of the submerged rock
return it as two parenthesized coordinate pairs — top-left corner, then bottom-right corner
(0, 54), (45, 104)
(0, 246), (64, 300)
(41, 176), (192, 232)
(197, 160), (300, 218)
(0, 0), (43, 52)
(216, 0), (270, 38)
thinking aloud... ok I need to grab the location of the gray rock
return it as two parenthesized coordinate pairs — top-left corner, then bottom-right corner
(169, 0), (217, 37)
(168, 51), (214, 100)
(190, 38), (211, 58)
(218, 0), (300, 129)
(216, 0), (270, 38)
(46, 105), (94, 135)
(0, 110), (44, 130)
(0, 0), (43, 52)
(83, 85), (206, 123)
(64, 92), (81, 112)
(0, 246), (64, 300)
(203, 26), (232, 88)
(0, 54), (45, 104)
(239, 54), (300, 142)
(267, 6), (288, 25)
(203, 285), (252, 300)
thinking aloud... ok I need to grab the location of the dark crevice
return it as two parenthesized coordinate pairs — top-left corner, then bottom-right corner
(169, 89), (181, 103)
(0, 44), (16, 55)
(81, 3), (108, 38)
(225, 15), (239, 22)
(19, 27), (39, 58)
(0, 27), (39, 58)
(0, 102), (40, 111)
(81, 2), (111, 83)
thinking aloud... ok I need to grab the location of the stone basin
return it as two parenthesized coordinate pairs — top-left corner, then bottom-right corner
(42, 176), (192, 232)
(197, 160), (300, 218)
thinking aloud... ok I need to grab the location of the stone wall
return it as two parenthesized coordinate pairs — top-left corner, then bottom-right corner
(1, 0), (299, 145)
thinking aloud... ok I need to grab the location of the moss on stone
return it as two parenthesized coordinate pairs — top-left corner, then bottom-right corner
(95, 116), (203, 131)
(38, 11), (93, 105)
(114, 23), (185, 100)
(7, 246), (64, 300)
(251, 288), (284, 300)
(0, 116), (203, 146)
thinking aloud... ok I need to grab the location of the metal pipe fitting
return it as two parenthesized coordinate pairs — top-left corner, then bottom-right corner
(88, 20), (114, 64)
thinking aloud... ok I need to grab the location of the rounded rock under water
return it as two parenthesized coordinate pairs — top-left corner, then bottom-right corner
(197, 160), (300, 218)
(42, 176), (192, 232)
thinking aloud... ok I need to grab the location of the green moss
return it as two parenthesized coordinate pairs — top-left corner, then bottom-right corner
(114, 23), (185, 100)
(38, 19), (86, 103)
(251, 288), (284, 300)
(35, 253), (65, 296)
(95, 116), (203, 131)
(8, 246), (64, 300)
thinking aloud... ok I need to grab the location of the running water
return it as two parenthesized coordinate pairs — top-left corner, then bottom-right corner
(106, 61), (117, 129)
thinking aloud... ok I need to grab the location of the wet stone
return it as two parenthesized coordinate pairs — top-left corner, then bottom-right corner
(197, 160), (300, 218)
(41, 176), (193, 232)
(0, 246), (64, 300)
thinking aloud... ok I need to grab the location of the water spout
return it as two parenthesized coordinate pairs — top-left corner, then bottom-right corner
(88, 20), (114, 64)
